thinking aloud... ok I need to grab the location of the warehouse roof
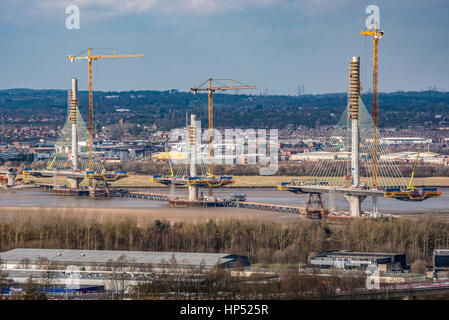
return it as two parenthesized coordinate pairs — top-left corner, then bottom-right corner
(435, 249), (449, 256)
(0, 248), (249, 268)
(313, 251), (406, 265)
(316, 250), (404, 257)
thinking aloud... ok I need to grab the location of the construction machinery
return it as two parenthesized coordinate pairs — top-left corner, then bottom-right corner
(361, 23), (383, 187)
(384, 186), (441, 201)
(152, 79), (256, 200)
(46, 141), (69, 170)
(67, 48), (144, 171)
(407, 142), (423, 190)
(151, 114), (235, 199)
(190, 79), (256, 175)
(384, 143), (441, 201)
(278, 42), (441, 217)
(153, 79), (255, 195)
(151, 175), (235, 188)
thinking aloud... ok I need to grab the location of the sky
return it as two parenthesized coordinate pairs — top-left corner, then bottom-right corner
(0, 0), (448, 95)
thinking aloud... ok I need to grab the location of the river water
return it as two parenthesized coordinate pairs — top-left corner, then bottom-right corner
(0, 187), (448, 214)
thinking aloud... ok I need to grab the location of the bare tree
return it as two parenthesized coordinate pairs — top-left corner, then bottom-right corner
(39, 261), (58, 293)
(107, 255), (133, 300)
(0, 258), (9, 299)
(23, 276), (46, 300)
(411, 259), (427, 274)
(36, 256), (49, 270)
(16, 258), (30, 269)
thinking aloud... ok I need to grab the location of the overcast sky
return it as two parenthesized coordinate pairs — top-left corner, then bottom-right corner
(0, 0), (448, 94)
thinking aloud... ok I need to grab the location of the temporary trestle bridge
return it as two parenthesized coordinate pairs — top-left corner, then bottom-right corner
(117, 190), (302, 214)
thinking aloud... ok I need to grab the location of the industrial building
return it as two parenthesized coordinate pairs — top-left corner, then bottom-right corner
(0, 249), (251, 295)
(432, 249), (449, 279)
(434, 249), (449, 270)
(310, 250), (406, 271)
(380, 137), (432, 145)
(289, 151), (376, 162)
(0, 248), (251, 270)
(290, 152), (348, 161)
(380, 151), (448, 165)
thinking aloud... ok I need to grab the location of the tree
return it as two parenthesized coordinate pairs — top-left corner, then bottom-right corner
(39, 261), (58, 293)
(107, 255), (134, 300)
(0, 258), (9, 299)
(23, 276), (46, 300)
(411, 259), (427, 274)
(17, 258), (30, 269)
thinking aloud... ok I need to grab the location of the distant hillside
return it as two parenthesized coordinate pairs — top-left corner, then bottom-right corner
(0, 89), (448, 130)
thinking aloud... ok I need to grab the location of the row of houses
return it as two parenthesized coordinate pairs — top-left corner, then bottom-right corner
(289, 151), (449, 165)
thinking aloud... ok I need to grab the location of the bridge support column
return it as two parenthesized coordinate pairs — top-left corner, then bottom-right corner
(188, 114), (199, 201)
(345, 195), (366, 217)
(67, 177), (83, 189)
(349, 56), (361, 188)
(70, 78), (79, 171)
(6, 173), (16, 187)
(372, 195), (378, 217)
(189, 186), (199, 201)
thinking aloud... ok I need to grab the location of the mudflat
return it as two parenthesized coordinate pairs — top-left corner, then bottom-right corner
(0, 206), (300, 224)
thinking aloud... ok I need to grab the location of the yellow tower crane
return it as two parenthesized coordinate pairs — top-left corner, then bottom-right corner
(190, 79), (256, 175)
(361, 23), (383, 186)
(67, 48), (144, 170)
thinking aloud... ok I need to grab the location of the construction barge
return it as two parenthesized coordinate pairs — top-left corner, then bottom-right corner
(169, 198), (233, 208)
(51, 187), (90, 197)
(39, 184), (117, 199)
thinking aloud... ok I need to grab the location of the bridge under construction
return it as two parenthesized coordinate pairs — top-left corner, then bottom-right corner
(0, 34), (442, 215)
(152, 114), (236, 206)
(152, 78), (256, 206)
(279, 56), (440, 217)
(0, 77), (130, 197)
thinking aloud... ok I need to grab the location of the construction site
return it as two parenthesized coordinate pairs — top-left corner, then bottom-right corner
(2, 0), (449, 308)
(0, 22), (443, 220)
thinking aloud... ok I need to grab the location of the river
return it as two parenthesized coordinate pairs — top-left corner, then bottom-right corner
(0, 187), (448, 214)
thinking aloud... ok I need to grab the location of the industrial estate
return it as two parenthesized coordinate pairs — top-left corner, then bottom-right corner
(0, 5), (449, 302)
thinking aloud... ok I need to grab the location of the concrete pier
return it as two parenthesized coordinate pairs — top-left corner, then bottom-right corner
(345, 195), (366, 217)
(69, 78), (79, 170)
(188, 114), (199, 201)
(67, 177), (84, 189)
(6, 172), (16, 187)
(348, 56), (362, 216)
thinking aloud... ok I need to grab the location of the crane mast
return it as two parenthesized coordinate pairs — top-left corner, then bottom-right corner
(191, 79), (256, 176)
(361, 23), (383, 186)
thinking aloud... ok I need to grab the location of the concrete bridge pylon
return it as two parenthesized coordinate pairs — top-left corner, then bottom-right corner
(188, 114), (199, 201)
(6, 172), (16, 187)
(345, 195), (367, 217)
